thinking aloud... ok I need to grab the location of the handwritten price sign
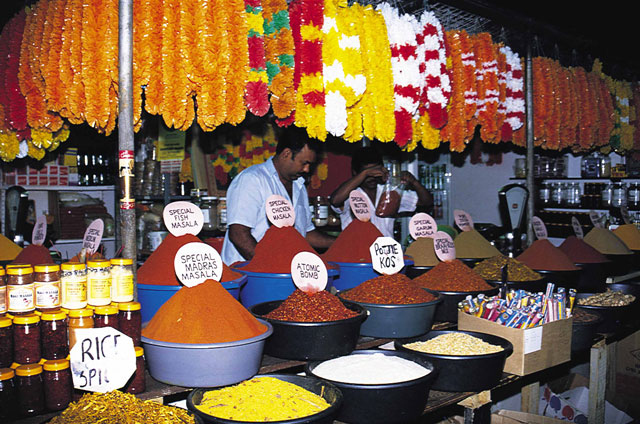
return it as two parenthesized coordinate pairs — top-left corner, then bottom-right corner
(163, 201), (204, 236)
(349, 190), (371, 222)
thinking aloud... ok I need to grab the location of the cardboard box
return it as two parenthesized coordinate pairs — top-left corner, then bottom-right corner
(48, 165), (59, 175)
(59, 175), (68, 186)
(615, 330), (640, 420)
(492, 410), (566, 424)
(458, 312), (572, 376)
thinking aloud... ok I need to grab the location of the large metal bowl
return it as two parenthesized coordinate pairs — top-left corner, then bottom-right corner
(141, 320), (273, 388)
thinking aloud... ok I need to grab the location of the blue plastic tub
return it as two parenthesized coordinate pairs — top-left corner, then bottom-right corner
(232, 262), (340, 309)
(138, 275), (247, 324)
(328, 259), (414, 291)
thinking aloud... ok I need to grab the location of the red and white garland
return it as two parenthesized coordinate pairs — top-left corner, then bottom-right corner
(499, 45), (524, 141)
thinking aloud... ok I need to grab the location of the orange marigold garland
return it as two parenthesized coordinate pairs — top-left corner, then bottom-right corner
(542, 58), (561, 150)
(560, 66), (578, 150)
(42, 0), (67, 115)
(572, 66), (596, 151)
(472, 33), (500, 143)
(132, 0), (151, 132)
(59, 0), (86, 125)
(532, 57), (551, 146)
(142, 0), (164, 117)
(103, 0), (120, 135)
(225, 0), (250, 125)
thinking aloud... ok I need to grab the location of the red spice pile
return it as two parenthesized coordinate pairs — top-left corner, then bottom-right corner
(340, 273), (436, 305)
(516, 239), (580, 271)
(11, 244), (53, 267)
(558, 236), (609, 264)
(413, 259), (493, 292)
(322, 219), (383, 263)
(138, 233), (242, 285)
(264, 289), (359, 322)
(242, 226), (323, 274)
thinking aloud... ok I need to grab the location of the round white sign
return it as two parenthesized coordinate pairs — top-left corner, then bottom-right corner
(82, 219), (104, 254)
(265, 195), (295, 228)
(433, 231), (456, 262)
(290, 251), (328, 293)
(589, 210), (604, 228)
(349, 190), (371, 222)
(32, 215), (47, 246)
(532, 216), (548, 239)
(70, 327), (136, 393)
(453, 209), (474, 232)
(174, 242), (224, 287)
(369, 236), (404, 275)
(571, 216), (584, 239)
(409, 213), (437, 239)
(163, 201), (204, 236)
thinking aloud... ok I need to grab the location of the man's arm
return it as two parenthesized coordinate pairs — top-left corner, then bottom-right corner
(401, 171), (433, 212)
(228, 224), (258, 261)
(305, 229), (335, 251)
(329, 165), (388, 208)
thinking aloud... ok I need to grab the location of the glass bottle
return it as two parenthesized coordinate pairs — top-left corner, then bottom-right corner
(110, 258), (134, 303)
(118, 302), (141, 346)
(125, 346), (146, 394)
(94, 305), (119, 330)
(0, 368), (17, 421)
(13, 314), (41, 365)
(599, 155), (611, 178)
(612, 183), (626, 207)
(61, 262), (87, 310)
(43, 359), (72, 411)
(217, 197), (227, 231)
(538, 183), (551, 206)
(34, 263), (62, 313)
(628, 183), (640, 209)
(15, 363), (45, 416)
(68, 308), (94, 351)
(0, 317), (13, 368)
(87, 259), (111, 307)
(200, 196), (219, 231)
(0, 268), (6, 316)
(601, 183), (613, 208)
(40, 311), (69, 360)
(7, 266), (35, 316)
(313, 196), (329, 227)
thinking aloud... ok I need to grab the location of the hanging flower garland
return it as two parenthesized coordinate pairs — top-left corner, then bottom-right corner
(42, 0), (66, 116)
(3, 9), (29, 136)
(357, 3), (395, 143)
(542, 58), (561, 150)
(472, 32), (500, 143)
(341, 3), (366, 143)
(557, 66), (576, 150)
(494, 44), (507, 141)
(59, 0), (86, 126)
(378, 2), (421, 147)
(415, 10), (450, 130)
(532, 57), (552, 145)
(460, 30), (478, 139)
(571, 65), (596, 150)
(499, 45), (524, 142)
(262, 0), (296, 121)
(293, 0), (326, 140)
(244, 0), (270, 117)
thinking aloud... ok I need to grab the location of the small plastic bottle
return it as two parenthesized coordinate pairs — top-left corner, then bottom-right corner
(43, 359), (72, 411)
(15, 363), (45, 416)
(40, 311), (69, 360)
(118, 302), (141, 346)
(13, 314), (41, 365)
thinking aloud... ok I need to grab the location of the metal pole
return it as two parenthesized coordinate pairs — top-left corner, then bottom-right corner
(118, 0), (136, 271)
(525, 40), (535, 247)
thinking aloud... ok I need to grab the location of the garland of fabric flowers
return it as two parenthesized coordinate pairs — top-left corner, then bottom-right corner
(499, 45), (524, 141)
(262, 0), (296, 121)
(244, 0), (270, 117)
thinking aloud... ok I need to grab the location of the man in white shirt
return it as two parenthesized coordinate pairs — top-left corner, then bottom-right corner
(329, 146), (433, 238)
(221, 126), (335, 266)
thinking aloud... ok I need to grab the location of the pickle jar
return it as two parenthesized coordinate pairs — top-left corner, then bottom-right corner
(61, 262), (87, 310)
(68, 308), (94, 351)
(0, 367), (17, 421)
(200, 196), (219, 231)
(94, 305), (119, 330)
(40, 311), (69, 360)
(13, 314), (41, 365)
(15, 363), (45, 416)
(0, 317), (13, 368)
(7, 266), (35, 316)
(87, 259), (112, 307)
(118, 302), (141, 346)
(34, 263), (62, 313)
(0, 267), (7, 316)
(110, 258), (134, 303)
(125, 346), (146, 394)
(43, 359), (72, 411)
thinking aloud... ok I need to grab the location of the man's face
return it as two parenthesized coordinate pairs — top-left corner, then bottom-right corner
(281, 145), (316, 182)
(359, 163), (383, 189)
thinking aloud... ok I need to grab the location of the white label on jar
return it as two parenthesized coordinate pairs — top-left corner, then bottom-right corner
(163, 201), (204, 237)
(318, 205), (329, 219)
(35, 280), (61, 308)
(202, 209), (211, 224)
(409, 212), (437, 239)
(532, 216), (548, 239)
(88, 276), (111, 305)
(291, 251), (327, 293)
(0, 286), (6, 313)
(370, 236), (404, 275)
(265, 195), (295, 228)
(62, 278), (87, 306)
(8, 283), (35, 312)
(174, 242), (223, 287)
(112, 274), (134, 302)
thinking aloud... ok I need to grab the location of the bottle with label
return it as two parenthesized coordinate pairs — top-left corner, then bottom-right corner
(86, 259), (111, 307)
(34, 264), (61, 313)
(110, 258), (134, 303)
(60, 262), (87, 310)
(7, 266), (35, 316)
(200, 196), (218, 231)
(313, 196), (329, 227)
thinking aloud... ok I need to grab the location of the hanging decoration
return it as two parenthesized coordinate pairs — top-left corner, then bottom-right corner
(472, 32), (500, 143)
(498, 45), (524, 141)
(244, 0), (270, 117)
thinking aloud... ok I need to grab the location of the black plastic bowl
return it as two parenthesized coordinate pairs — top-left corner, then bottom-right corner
(574, 262), (610, 293)
(405, 265), (435, 279)
(305, 350), (437, 424)
(603, 253), (636, 276)
(485, 278), (547, 294)
(423, 287), (499, 323)
(338, 293), (442, 338)
(571, 310), (604, 352)
(187, 374), (343, 424)
(575, 292), (637, 334)
(534, 269), (582, 290)
(250, 299), (366, 361)
(395, 330), (512, 392)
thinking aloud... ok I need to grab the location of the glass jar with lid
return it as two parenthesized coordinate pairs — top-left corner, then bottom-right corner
(61, 262), (87, 310)
(200, 196), (219, 231)
(190, 188), (207, 207)
(0, 268), (6, 316)
(217, 197), (227, 231)
(0, 368), (17, 421)
(601, 183), (613, 208)
(34, 264), (61, 313)
(612, 183), (626, 207)
(87, 259), (111, 307)
(68, 308), (94, 350)
(15, 363), (45, 416)
(628, 183), (640, 209)
(125, 346), (146, 394)
(599, 155), (612, 178)
(40, 311), (68, 360)
(118, 302), (141, 346)
(7, 266), (35, 316)
(13, 314), (41, 365)
(0, 317), (13, 368)
(43, 359), (72, 411)
(312, 196), (329, 227)
(94, 305), (119, 330)
(110, 258), (134, 303)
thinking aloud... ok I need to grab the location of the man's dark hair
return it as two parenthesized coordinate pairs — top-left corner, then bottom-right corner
(276, 126), (322, 157)
(351, 146), (383, 173)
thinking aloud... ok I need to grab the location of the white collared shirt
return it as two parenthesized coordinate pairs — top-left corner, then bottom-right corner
(221, 157), (315, 265)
